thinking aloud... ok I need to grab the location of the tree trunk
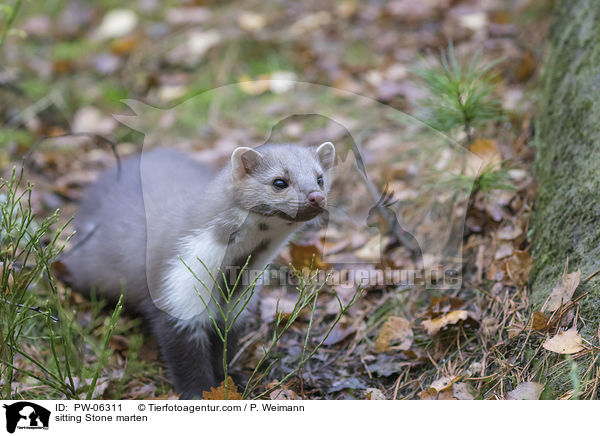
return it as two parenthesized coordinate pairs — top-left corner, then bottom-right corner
(532, 1), (600, 337)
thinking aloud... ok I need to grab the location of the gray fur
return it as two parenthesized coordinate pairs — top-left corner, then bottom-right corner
(61, 143), (334, 398)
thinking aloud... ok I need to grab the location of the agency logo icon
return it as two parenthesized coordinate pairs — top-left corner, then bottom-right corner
(3, 402), (50, 434)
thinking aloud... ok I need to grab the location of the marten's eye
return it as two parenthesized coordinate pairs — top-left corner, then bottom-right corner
(272, 179), (289, 190)
(317, 175), (324, 187)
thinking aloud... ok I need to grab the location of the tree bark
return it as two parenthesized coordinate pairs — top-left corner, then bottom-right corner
(532, 0), (600, 336)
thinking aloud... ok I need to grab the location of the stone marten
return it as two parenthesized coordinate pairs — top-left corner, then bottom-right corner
(61, 142), (335, 398)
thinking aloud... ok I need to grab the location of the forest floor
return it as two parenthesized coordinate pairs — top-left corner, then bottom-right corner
(4, 0), (592, 400)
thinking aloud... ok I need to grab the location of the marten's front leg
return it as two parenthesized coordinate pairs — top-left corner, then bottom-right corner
(150, 311), (217, 399)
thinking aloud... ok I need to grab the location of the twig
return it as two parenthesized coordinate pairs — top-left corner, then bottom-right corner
(1, 298), (58, 322)
(583, 267), (600, 284)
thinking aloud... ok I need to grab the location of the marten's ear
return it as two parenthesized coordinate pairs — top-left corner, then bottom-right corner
(316, 142), (335, 170)
(231, 147), (263, 180)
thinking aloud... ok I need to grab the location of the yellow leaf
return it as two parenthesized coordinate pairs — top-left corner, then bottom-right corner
(289, 242), (331, 271)
(542, 328), (584, 354)
(374, 316), (413, 352)
(422, 310), (469, 336)
(202, 377), (243, 400)
(532, 311), (550, 332)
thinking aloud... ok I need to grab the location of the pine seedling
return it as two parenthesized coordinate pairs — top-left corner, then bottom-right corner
(182, 254), (362, 399)
(414, 43), (504, 146)
(435, 162), (515, 196)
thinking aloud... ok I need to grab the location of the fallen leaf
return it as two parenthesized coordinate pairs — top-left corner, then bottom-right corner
(289, 242), (331, 270)
(506, 382), (544, 400)
(419, 377), (472, 400)
(543, 329), (584, 354)
(546, 263), (581, 311)
(430, 376), (454, 392)
(202, 377), (242, 400)
(422, 310), (469, 336)
(320, 323), (356, 346)
(374, 316), (413, 352)
(267, 381), (299, 400)
(365, 388), (386, 400)
(419, 387), (439, 400)
(502, 250), (532, 287)
(532, 311), (550, 332)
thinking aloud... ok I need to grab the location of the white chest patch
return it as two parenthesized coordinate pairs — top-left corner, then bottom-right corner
(151, 214), (300, 333)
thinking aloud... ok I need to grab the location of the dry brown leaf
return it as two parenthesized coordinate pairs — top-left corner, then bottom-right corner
(422, 310), (469, 336)
(543, 328), (584, 354)
(546, 265), (581, 312)
(532, 311), (550, 332)
(419, 377), (472, 400)
(502, 250), (532, 287)
(289, 242), (331, 271)
(202, 377), (242, 400)
(419, 387), (438, 400)
(506, 382), (544, 400)
(374, 316), (413, 352)
(267, 381), (299, 400)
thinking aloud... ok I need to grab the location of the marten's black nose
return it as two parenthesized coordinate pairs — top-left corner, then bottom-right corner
(308, 191), (326, 208)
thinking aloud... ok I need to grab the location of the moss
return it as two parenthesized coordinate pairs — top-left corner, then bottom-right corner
(532, 0), (600, 346)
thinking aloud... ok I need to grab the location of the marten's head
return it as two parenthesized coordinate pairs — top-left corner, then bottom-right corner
(230, 142), (335, 222)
